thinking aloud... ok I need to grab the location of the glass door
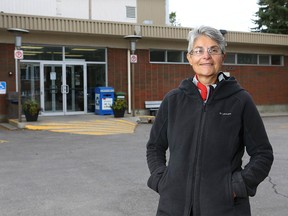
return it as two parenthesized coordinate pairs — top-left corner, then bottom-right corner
(65, 64), (86, 113)
(41, 63), (63, 114)
(40, 62), (87, 115)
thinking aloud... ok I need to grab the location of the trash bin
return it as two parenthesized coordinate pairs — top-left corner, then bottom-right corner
(95, 87), (114, 115)
(6, 92), (19, 119)
(115, 92), (126, 100)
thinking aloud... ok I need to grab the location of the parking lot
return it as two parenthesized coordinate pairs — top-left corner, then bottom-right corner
(0, 115), (287, 216)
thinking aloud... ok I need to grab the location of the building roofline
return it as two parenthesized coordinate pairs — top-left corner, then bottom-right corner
(1, 13), (287, 47)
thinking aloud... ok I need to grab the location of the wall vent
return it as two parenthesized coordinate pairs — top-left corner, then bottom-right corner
(126, 6), (136, 18)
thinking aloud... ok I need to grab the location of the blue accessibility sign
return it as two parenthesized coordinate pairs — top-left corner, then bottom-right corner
(0, 81), (7, 94)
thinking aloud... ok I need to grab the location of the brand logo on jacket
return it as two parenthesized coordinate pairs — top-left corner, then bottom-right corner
(219, 112), (232, 116)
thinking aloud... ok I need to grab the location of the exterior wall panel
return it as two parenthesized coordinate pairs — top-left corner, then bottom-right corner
(92, 0), (136, 23)
(0, 0), (137, 22)
(0, 0), (56, 17)
(137, 0), (166, 25)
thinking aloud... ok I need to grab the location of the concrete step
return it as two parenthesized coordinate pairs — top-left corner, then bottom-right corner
(0, 123), (18, 130)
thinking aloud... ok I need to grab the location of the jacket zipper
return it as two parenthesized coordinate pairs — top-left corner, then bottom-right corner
(186, 102), (207, 216)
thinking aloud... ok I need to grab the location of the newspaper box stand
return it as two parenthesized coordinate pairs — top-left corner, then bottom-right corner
(95, 87), (114, 115)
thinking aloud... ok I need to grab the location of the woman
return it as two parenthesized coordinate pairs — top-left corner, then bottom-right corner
(146, 26), (273, 216)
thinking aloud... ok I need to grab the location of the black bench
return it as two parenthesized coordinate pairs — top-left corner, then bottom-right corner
(145, 101), (162, 116)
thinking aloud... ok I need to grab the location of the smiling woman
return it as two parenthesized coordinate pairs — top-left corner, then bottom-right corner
(146, 26), (273, 216)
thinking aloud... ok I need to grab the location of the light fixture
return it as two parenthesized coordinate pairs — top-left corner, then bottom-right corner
(24, 51), (43, 54)
(7, 28), (29, 48)
(21, 46), (43, 49)
(65, 54), (84, 57)
(72, 48), (97, 51)
(124, 35), (142, 54)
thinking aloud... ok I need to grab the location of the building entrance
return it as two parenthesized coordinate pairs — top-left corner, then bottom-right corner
(40, 62), (87, 115)
(16, 45), (107, 118)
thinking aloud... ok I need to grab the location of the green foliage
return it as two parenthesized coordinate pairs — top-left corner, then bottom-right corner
(252, 0), (288, 34)
(169, 12), (181, 26)
(22, 99), (40, 116)
(111, 98), (127, 110)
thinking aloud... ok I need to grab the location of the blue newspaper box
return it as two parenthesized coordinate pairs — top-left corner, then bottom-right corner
(95, 87), (114, 115)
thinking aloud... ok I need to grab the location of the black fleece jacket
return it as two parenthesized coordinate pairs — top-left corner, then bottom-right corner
(146, 74), (273, 216)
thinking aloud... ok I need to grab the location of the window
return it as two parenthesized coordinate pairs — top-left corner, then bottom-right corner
(183, 51), (188, 63)
(224, 53), (283, 66)
(23, 46), (63, 60)
(271, 55), (282, 65)
(126, 6), (136, 18)
(259, 55), (270, 65)
(167, 51), (182, 62)
(237, 54), (257, 64)
(150, 50), (188, 63)
(65, 47), (106, 62)
(224, 53), (236, 64)
(22, 45), (106, 62)
(150, 50), (165, 62)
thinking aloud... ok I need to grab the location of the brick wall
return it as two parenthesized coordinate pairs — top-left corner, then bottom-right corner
(108, 49), (192, 109)
(108, 48), (288, 109)
(223, 56), (288, 105)
(0, 44), (16, 119)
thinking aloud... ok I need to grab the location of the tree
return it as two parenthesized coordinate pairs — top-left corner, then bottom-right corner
(252, 0), (288, 34)
(169, 12), (181, 26)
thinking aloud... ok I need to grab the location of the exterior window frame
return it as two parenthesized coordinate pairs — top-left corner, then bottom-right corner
(150, 49), (189, 64)
(224, 53), (283, 66)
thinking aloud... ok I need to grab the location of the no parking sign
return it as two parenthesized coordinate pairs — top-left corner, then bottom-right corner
(130, 54), (137, 63)
(14, 50), (24, 59)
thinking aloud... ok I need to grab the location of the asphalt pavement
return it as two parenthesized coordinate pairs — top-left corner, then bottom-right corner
(0, 115), (287, 216)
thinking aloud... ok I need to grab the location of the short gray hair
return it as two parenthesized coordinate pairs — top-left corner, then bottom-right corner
(187, 26), (226, 54)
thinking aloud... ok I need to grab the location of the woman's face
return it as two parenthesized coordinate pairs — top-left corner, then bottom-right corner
(187, 35), (225, 81)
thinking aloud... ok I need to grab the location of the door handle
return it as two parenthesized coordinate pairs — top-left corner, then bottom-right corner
(61, 85), (69, 94)
(61, 85), (65, 94)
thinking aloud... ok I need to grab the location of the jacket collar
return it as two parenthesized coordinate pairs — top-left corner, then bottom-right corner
(179, 72), (243, 101)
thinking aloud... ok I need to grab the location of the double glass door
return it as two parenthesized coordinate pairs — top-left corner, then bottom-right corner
(40, 62), (87, 115)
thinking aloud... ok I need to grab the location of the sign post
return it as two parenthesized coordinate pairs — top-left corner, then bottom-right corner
(124, 35), (142, 116)
(7, 28), (29, 122)
(14, 49), (24, 121)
